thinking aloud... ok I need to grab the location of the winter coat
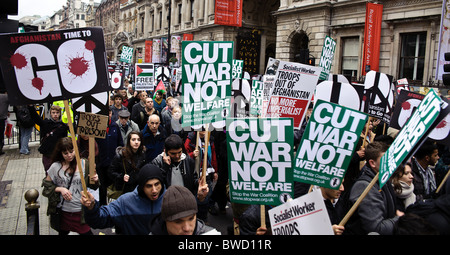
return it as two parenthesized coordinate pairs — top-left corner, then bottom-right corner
(85, 164), (166, 235)
(151, 152), (198, 196)
(108, 147), (146, 194)
(116, 119), (140, 146)
(28, 105), (69, 156)
(141, 123), (167, 162)
(346, 164), (400, 235)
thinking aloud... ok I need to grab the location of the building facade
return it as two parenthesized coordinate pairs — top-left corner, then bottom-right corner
(91, 0), (445, 86)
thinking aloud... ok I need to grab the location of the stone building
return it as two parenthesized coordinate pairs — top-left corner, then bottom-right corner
(97, 0), (445, 85)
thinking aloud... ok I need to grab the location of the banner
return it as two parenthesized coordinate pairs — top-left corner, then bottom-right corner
(111, 66), (125, 90)
(227, 118), (294, 206)
(379, 89), (450, 188)
(145, 40), (152, 63)
(266, 60), (321, 128)
(161, 37), (168, 64)
(294, 100), (368, 189)
(268, 190), (334, 235)
(181, 41), (233, 127)
(436, 0), (450, 80)
(152, 38), (161, 63)
(0, 27), (110, 106)
(364, 71), (395, 124)
(120, 45), (133, 63)
(214, 0), (243, 27)
(135, 63), (155, 91)
(319, 36), (336, 80)
(362, 2), (383, 76)
(183, 34), (194, 41)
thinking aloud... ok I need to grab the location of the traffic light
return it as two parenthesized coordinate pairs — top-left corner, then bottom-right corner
(443, 52), (450, 86)
(307, 56), (315, 66)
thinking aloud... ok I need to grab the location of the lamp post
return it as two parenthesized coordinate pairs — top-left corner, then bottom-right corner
(167, 0), (171, 66)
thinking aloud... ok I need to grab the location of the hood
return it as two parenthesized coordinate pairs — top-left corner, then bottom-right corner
(137, 163), (164, 198)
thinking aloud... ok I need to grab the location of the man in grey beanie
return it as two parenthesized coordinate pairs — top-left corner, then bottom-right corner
(149, 185), (220, 235)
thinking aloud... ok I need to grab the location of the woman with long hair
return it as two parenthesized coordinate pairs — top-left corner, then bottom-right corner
(108, 131), (146, 196)
(391, 162), (416, 210)
(42, 137), (98, 235)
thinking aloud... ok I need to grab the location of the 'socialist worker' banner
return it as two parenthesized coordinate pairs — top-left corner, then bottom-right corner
(0, 27), (110, 106)
(294, 100), (368, 189)
(379, 90), (450, 188)
(266, 61), (321, 129)
(362, 2), (383, 76)
(227, 118), (294, 206)
(214, 0), (243, 27)
(182, 41), (233, 127)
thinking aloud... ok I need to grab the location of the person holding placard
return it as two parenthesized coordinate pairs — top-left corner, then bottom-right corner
(108, 131), (146, 198)
(28, 104), (70, 173)
(42, 137), (99, 235)
(346, 141), (404, 235)
(320, 184), (346, 235)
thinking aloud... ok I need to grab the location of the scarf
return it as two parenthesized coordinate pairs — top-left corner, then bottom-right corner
(154, 97), (162, 105)
(397, 181), (416, 208)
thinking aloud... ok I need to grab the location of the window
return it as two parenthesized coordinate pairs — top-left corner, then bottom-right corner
(178, 4), (182, 24)
(151, 13), (154, 31)
(190, 0), (194, 21)
(399, 32), (426, 82)
(341, 37), (359, 80)
(159, 11), (162, 29)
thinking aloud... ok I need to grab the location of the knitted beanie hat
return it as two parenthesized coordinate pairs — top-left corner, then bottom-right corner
(161, 185), (198, 221)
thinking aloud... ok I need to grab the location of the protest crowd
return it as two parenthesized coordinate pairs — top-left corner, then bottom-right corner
(0, 27), (449, 236)
(1, 72), (447, 236)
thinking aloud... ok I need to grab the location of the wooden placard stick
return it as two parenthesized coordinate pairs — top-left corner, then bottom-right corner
(194, 131), (200, 176)
(88, 136), (96, 184)
(436, 168), (450, 194)
(260, 204), (266, 229)
(339, 172), (379, 226)
(201, 126), (210, 183)
(361, 117), (373, 148)
(63, 100), (88, 195)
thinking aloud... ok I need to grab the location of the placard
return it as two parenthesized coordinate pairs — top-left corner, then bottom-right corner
(135, 63), (154, 91)
(120, 45), (133, 63)
(181, 41), (233, 127)
(294, 100), (368, 189)
(77, 112), (108, 139)
(268, 190), (334, 235)
(266, 60), (321, 129)
(379, 90), (450, 188)
(0, 27), (110, 105)
(319, 36), (336, 80)
(227, 117), (294, 206)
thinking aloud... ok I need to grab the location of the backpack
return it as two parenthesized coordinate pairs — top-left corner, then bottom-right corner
(17, 106), (34, 128)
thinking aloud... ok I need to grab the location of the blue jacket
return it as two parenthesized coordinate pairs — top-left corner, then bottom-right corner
(84, 187), (165, 235)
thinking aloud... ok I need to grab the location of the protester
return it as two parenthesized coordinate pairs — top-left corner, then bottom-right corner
(110, 93), (127, 123)
(164, 105), (186, 140)
(153, 90), (166, 113)
(14, 104), (35, 155)
(116, 110), (139, 146)
(120, 89), (129, 108)
(131, 91), (150, 130)
(391, 162), (416, 210)
(142, 114), (167, 162)
(320, 184), (346, 235)
(41, 137), (98, 235)
(151, 134), (199, 195)
(0, 91), (8, 156)
(149, 185), (218, 235)
(28, 104), (70, 173)
(108, 131), (146, 197)
(411, 139), (440, 201)
(345, 141), (404, 235)
(95, 109), (124, 205)
(81, 164), (165, 235)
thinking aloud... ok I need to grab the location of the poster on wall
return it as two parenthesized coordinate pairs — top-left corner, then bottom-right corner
(152, 38), (161, 64)
(0, 27), (110, 105)
(145, 40), (152, 63)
